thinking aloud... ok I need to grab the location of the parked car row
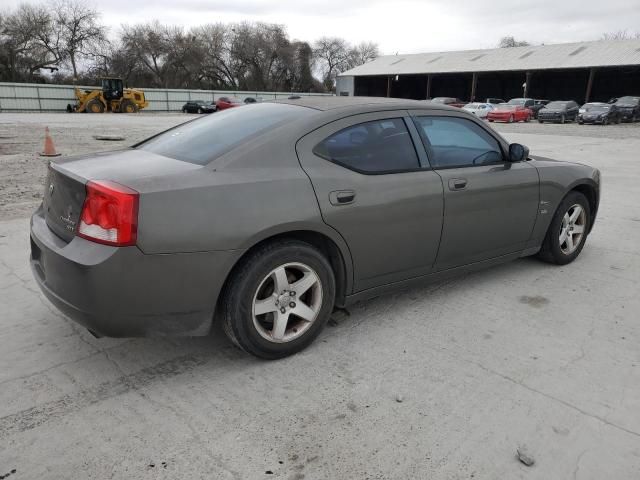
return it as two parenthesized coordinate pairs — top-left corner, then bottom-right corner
(181, 96), (259, 114)
(454, 95), (640, 126)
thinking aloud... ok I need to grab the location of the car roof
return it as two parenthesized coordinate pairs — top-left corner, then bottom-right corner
(273, 95), (453, 113)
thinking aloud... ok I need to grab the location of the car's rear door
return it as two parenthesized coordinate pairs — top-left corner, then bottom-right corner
(411, 111), (539, 270)
(296, 111), (444, 292)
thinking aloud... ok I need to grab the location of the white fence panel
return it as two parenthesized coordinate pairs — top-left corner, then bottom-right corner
(0, 82), (331, 112)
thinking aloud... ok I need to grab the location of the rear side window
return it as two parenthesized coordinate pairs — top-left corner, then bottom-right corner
(313, 118), (419, 174)
(413, 116), (503, 169)
(138, 103), (310, 165)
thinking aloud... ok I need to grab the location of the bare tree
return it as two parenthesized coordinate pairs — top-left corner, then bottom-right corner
(0, 4), (61, 81)
(121, 21), (172, 87)
(50, 0), (107, 80)
(313, 37), (352, 90)
(498, 36), (530, 48)
(348, 41), (379, 67)
(602, 30), (640, 40)
(1, 2), (379, 92)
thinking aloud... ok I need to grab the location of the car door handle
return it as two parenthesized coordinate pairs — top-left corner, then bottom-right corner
(329, 190), (356, 205)
(448, 178), (467, 191)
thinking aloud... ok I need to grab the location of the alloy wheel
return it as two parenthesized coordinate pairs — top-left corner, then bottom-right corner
(252, 262), (323, 343)
(559, 204), (586, 255)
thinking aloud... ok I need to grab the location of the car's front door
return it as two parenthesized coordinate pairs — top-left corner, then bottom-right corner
(411, 113), (540, 270)
(296, 111), (444, 292)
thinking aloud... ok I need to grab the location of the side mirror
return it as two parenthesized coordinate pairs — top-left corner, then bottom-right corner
(509, 143), (529, 162)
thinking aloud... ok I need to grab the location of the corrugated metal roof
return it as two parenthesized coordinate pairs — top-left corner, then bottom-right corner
(339, 39), (640, 77)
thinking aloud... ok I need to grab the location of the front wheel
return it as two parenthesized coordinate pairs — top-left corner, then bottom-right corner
(221, 240), (336, 359)
(508, 115), (514, 123)
(537, 191), (590, 265)
(560, 114), (566, 124)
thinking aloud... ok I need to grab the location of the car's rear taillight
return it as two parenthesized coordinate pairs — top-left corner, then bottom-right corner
(77, 180), (139, 246)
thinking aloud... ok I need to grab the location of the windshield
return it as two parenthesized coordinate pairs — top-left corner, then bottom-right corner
(546, 101), (567, 109)
(616, 96), (639, 106)
(431, 98), (451, 103)
(584, 104), (609, 112)
(138, 103), (311, 165)
(496, 104), (515, 111)
(508, 98), (526, 105)
(464, 103), (482, 108)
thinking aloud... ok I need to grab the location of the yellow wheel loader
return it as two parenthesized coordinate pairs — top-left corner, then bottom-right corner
(67, 78), (149, 113)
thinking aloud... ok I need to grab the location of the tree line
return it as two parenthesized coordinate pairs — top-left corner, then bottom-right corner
(0, 0), (379, 92)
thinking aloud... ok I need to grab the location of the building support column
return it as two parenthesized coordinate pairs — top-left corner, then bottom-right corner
(524, 71), (532, 98)
(386, 76), (391, 97)
(585, 68), (596, 103)
(470, 72), (478, 101)
(426, 74), (432, 99)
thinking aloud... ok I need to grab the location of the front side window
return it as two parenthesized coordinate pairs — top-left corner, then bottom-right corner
(413, 116), (503, 169)
(313, 118), (420, 174)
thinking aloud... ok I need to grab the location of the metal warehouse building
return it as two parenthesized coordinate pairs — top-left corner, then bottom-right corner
(336, 39), (640, 103)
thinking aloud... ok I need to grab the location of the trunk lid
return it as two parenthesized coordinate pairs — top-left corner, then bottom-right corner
(43, 163), (86, 242)
(42, 149), (202, 243)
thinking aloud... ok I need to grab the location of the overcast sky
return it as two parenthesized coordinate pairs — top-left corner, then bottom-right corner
(6, 0), (640, 54)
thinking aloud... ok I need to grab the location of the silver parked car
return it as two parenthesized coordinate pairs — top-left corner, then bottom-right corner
(462, 102), (495, 119)
(30, 97), (600, 359)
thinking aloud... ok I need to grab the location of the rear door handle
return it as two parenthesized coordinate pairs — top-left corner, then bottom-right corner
(448, 178), (468, 191)
(329, 190), (356, 205)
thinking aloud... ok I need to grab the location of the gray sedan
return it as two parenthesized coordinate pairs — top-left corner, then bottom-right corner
(30, 97), (600, 359)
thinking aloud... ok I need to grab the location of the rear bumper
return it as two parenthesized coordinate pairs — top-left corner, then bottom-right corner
(30, 206), (242, 337)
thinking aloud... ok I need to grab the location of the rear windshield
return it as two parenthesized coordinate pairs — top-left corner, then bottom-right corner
(137, 103), (310, 165)
(585, 104), (609, 111)
(546, 101), (567, 108)
(615, 96), (639, 106)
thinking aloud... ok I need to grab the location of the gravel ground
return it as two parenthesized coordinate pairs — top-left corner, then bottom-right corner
(1, 112), (640, 479)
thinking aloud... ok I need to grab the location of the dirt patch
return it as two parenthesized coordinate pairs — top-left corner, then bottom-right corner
(0, 113), (188, 221)
(518, 295), (550, 308)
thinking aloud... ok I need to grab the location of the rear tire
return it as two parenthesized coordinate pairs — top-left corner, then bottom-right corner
(86, 99), (104, 113)
(221, 240), (336, 359)
(119, 100), (138, 113)
(537, 191), (591, 265)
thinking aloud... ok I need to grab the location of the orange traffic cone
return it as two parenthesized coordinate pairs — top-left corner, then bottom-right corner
(39, 127), (61, 157)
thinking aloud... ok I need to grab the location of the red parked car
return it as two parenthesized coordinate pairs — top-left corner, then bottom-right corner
(215, 97), (243, 110)
(487, 104), (532, 123)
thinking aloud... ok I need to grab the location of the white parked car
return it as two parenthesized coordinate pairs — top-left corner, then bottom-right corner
(462, 102), (494, 119)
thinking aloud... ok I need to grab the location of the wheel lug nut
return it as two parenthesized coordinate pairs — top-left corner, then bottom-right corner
(289, 302), (296, 308)
(290, 291), (295, 296)
(280, 307), (286, 314)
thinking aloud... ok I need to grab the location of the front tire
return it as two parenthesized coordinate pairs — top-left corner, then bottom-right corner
(221, 240), (336, 359)
(537, 191), (590, 265)
(508, 115), (514, 123)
